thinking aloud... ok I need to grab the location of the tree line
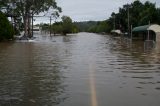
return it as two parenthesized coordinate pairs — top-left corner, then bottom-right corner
(40, 16), (78, 35)
(52, 1), (160, 35)
(75, 0), (160, 34)
(112, 0), (160, 33)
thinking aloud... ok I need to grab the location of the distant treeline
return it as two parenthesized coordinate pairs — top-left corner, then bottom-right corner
(75, 0), (160, 34)
(74, 21), (111, 33)
(41, 0), (160, 35)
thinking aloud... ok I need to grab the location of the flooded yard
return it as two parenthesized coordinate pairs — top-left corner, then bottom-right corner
(0, 32), (160, 106)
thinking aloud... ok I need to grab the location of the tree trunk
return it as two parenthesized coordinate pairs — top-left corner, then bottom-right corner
(23, 15), (27, 37)
(28, 13), (31, 38)
(23, 13), (32, 38)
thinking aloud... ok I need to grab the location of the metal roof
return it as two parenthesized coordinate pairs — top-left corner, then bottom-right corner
(132, 24), (160, 33)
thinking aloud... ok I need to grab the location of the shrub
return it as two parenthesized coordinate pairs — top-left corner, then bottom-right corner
(0, 11), (14, 41)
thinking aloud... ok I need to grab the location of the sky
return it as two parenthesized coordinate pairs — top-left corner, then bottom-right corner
(35, 0), (160, 24)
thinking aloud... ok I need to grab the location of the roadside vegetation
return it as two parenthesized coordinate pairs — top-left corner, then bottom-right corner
(0, 11), (14, 41)
(75, 0), (160, 34)
(41, 16), (78, 35)
(41, 0), (160, 35)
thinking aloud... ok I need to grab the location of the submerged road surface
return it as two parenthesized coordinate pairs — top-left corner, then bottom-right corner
(0, 32), (160, 106)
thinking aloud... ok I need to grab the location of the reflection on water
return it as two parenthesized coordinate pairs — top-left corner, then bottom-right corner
(0, 32), (160, 106)
(0, 41), (66, 106)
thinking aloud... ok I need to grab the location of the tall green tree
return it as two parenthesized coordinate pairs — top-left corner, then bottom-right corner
(139, 1), (157, 25)
(51, 22), (63, 34)
(61, 16), (73, 35)
(51, 16), (78, 35)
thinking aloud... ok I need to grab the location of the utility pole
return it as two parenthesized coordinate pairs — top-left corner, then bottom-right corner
(127, 4), (130, 37)
(50, 16), (52, 36)
(31, 0), (34, 38)
(131, 25), (132, 40)
(32, 12), (33, 37)
(147, 21), (150, 40)
(28, 12), (30, 38)
(114, 15), (116, 30)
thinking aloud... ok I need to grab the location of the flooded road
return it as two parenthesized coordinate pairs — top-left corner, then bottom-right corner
(0, 32), (160, 106)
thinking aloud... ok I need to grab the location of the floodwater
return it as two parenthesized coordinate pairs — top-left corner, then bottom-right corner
(0, 32), (160, 106)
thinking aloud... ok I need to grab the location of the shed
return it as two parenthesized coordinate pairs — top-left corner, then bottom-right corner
(132, 24), (160, 42)
(132, 24), (160, 33)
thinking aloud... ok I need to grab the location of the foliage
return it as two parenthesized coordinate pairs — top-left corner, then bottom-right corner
(88, 20), (112, 33)
(79, 0), (160, 34)
(74, 21), (97, 32)
(0, 1), (5, 9)
(0, 0), (62, 17)
(13, 0), (62, 16)
(50, 16), (78, 35)
(74, 20), (112, 33)
(0, 0), (61, 37)
(108, 0), (159, 33)
(72, 24), (79, 33)
(0, 11), (14, 41)
(61, 16), (73, 35)
(40, 23), (50, 31)
(52, 22), (63, 34)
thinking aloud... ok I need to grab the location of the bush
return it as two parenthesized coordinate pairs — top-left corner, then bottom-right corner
(0, 11), (14, 41)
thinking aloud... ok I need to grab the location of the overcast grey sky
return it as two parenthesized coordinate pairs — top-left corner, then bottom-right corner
(35, 0), (160, 24)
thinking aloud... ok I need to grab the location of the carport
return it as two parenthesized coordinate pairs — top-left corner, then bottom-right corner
(132, 24), (160, 42)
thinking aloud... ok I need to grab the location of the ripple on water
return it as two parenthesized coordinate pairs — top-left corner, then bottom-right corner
(131, 76), (154, 79)
(1, 33), (160, 106)
(138, 82), (156, 85)
(122, 70), (160, 74)
(155, 87), (160, 90)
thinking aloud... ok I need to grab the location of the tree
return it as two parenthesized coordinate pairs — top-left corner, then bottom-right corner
(157, 8), (160, 24)
(81, 0), (159, 34)
(1, 0), (61, 38)
(107, 0), (159, 33)
(0, 1), (5, 9)
(74, 21), (97, 32)
(72, 24), (78, 33)
(51, 16), (78, 35)
(139, 1), (157, 25)
(0, 11), (14, 41)
(61, 16), (73, 35)
(51, 22), (63, 34)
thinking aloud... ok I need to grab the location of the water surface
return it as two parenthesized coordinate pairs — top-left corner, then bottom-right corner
(0, 32), (160, 106)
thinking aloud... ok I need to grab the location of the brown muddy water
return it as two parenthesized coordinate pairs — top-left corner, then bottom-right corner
(0, 32), (160, 106)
